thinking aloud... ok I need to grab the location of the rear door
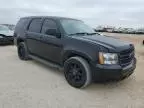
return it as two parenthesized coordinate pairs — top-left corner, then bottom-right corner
(26, 18), (43, 56)
(38, 19), (63, 64)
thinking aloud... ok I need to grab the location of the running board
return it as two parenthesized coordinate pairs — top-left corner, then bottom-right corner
(29, 55), (63, 70)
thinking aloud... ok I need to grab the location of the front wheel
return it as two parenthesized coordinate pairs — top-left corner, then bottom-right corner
(64, 57), (92, 88)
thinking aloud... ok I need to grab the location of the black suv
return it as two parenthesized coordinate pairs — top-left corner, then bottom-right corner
(14, 16), (136, 88)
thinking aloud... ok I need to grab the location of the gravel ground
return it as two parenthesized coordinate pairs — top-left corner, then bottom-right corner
(0, 43), (144, 108)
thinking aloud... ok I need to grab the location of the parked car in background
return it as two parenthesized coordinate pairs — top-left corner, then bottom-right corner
(126, 28), (135, 34)
(95, 26), (106, 32)
(0, 25), (14, 45)
(135, 29), (144, 34)
(1, 24), (15, 31)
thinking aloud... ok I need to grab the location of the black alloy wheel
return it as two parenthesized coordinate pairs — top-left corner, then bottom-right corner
(64, 57), (92, 88)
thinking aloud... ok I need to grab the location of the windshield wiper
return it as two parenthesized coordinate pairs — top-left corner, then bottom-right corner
(87, 32), (101, 35)
(68, 32), (101, 36)
(68, 32), (89, 36)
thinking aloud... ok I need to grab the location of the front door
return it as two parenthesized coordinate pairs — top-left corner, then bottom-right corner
(38, 19), (63, 64)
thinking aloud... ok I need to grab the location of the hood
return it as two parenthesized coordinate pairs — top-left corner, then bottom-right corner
(0, 30), (14, 36)
(72, 34), (132, 52)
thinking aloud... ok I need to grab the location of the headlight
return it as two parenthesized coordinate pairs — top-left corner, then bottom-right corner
(99, 52), (118, 64)
(0, 36), (3, 38)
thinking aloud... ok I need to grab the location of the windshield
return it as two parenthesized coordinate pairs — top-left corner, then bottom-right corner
(0, 25), (10, 31)
(60, 19), (95, 35)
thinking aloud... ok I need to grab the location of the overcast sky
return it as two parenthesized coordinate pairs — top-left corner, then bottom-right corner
(0, 0), (144, 28)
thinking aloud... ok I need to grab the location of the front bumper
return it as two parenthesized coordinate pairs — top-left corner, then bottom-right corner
(0, 37), (14, 45)
(91, 58), (136, 81)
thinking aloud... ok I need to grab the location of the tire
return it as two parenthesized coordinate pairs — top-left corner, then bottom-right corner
(64, 56), (92, 88)
(17, 42), (30, 60)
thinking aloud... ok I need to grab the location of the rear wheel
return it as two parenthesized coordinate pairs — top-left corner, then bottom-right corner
(64, 57), (92, 88)
(17, 42), (30, 60)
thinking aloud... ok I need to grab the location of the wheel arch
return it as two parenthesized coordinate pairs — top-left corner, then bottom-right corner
(63, 50), (92, 65)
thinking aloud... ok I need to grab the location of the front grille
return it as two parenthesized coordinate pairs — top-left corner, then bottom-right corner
(119, 45), (135, 67)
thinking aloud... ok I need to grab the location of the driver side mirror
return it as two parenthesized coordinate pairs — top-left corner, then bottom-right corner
(45, 29), (61, 38)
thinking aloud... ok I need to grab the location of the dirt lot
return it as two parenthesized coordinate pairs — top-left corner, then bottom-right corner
(0, 34), (144, 108)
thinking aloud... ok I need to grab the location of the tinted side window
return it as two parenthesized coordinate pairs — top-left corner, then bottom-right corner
(28, 18), (42, 33)
(41, 19), (57, 35)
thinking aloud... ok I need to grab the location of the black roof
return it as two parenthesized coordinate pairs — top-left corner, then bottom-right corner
(21, 16), (80, 21)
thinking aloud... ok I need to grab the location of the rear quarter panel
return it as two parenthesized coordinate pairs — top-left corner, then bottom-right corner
(14, 18), (31, 45)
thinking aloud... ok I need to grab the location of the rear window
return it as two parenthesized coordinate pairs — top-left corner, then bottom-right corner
(15, 18), (30, 32)
(28, 18), (42, 33)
